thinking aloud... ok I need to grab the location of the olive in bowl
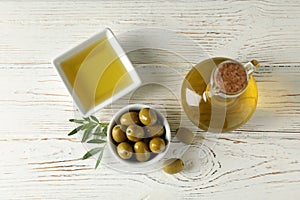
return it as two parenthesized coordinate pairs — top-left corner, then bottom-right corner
(107, 104), (171, 166)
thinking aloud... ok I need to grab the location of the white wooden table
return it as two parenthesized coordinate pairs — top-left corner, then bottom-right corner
(1, 1), (300, 199)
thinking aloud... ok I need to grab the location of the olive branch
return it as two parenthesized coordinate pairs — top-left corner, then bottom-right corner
(68, 116), (108, 169)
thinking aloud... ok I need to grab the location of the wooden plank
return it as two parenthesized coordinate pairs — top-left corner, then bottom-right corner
(1, 0), (300, 199)
(0, 134), (299, 199)
(0, 64), (299, 138)
(0, 0), (300, 65)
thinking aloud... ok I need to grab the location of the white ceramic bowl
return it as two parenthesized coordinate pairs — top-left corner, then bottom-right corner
(107, 104), (171, 167)
(52, 28), (141, 117)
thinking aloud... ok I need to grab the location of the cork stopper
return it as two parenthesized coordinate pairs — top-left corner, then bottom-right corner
(215, 62), (247, 94)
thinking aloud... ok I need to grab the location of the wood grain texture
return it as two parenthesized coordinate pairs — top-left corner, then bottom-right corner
(0, 134), (299, 199)
(1, 0), (300, 65)
(0, 0), (300, 199)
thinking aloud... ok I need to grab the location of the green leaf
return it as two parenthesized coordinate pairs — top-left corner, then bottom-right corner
(93, 126), (105, 137)
(95, 147), (105, 169)
(67, 116), (109, 169)
(90, 115), (99, 123)
(69, 119), (85, 124)
(83, 117), (90, 121)
(87, 139), (106, 144)
(81, 125), (96, 142)
(80, 123), (93, 130)
(94, 125), (101, 133)
(102, 125), (108, 136)
(82, 147), (102, 160)
(68, 125), (83, 136)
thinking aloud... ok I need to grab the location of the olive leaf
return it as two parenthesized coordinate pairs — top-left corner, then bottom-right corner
(95, 147), (105, 169)
(80, 123), (92, 130)
(90, 115), (99, 123)
(93, 125), (108, 137)
(68, 115), (108, 169)
(83, 117), (90, 120)
(102, 125), (108, 136)
(68, 125), (84, 136)
(81, 124), (97, 143)
(87, 139), (106, 144)
(93, 126), (102, 135)
(69, 119), (85, 124)
(82, 147), (102, 160)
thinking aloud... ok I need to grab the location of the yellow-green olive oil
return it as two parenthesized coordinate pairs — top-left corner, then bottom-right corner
(61, 39), (133, 110)
(181, 57), (258, 132)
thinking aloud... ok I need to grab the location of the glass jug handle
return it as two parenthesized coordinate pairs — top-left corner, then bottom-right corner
(244, 59), (260, 75)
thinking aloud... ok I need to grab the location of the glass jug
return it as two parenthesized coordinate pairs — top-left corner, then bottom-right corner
(181, 57), (259, 133)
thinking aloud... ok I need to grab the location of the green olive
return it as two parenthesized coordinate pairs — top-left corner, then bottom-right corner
(144, 124), (165, 138)
(162, 158), (184, 174)
(176, 127), (194, 144)
(117, 142), (133, 159)
(120, 112), (140, 126)
(134, 141), (151, 162)
(112, 125), (127, 143)
(139, 108), (158, 126)
(149, 137), (166, 153)
(126, 125), (145, 142)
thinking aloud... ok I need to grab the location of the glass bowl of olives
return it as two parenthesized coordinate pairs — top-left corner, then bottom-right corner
(107, 104), (171, 167)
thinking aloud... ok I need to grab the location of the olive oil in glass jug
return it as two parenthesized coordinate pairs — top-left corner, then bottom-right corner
(181, 57), (259, 133)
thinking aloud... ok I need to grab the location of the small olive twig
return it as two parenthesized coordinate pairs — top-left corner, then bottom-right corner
(68, 116), (108, 169)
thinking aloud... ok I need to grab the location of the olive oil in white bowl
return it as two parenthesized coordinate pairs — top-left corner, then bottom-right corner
(52, 28), (141, 116)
